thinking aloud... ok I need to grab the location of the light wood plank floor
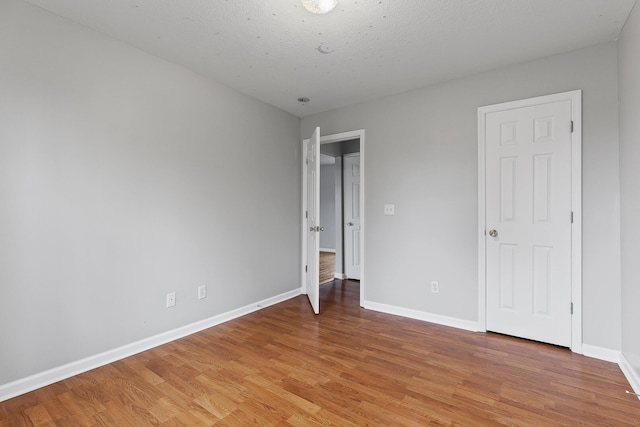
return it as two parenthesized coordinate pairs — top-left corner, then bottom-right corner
(2, 280), (640, 426)
(319, 251), (336, 285)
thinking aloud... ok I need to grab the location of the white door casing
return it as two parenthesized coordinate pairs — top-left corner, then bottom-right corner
(305, 127), (320, 314)
(344, 153), (361, 280)
(478, 90), (582, 351)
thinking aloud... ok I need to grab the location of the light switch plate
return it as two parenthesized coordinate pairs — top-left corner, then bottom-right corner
(384, 204), (395, 215)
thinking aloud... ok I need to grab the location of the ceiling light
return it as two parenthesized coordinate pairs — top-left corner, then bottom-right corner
(301, 0), (337, 14)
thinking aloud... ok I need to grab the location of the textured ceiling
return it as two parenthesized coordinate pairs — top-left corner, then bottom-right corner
(23, 0), (637, 117)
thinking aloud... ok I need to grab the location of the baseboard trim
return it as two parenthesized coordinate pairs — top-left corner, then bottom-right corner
(0, 288), (301, 402)
(363, 301), (479, 332)
(319, 248), (336, 253)
(334, 273), (346, 279)
(620, 353), (640, 400)
(581, 344), (620, 363)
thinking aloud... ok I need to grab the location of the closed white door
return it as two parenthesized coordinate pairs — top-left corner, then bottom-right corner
(344, 153), (361, 280)
(306, 127), (320, 314)
(485, 98), (573, 347)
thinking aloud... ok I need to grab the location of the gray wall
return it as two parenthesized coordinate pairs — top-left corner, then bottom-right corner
(301, 42), (622, 351)
(618, 2), (640, 383)
(0, 0), (300, 385)
(320, 164), (336, 250)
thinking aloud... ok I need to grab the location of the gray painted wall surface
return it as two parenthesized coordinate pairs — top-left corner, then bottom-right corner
(302, 43), (622, 351)
(0, 0), (300, 385)
(320, 164), (336, 250)
(618, 2), (640, 381)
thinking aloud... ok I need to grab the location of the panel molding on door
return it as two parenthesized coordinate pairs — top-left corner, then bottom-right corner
(478, 90), (582, 352)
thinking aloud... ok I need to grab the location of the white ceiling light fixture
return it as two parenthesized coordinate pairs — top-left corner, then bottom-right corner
(301, 0), (337, 14)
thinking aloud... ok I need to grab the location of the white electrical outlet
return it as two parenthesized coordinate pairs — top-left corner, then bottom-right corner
(166, 292), (176, 308)
(198, 285), (207, 300)
(431, 281), (439, 294)
(384, 204), (395, 215)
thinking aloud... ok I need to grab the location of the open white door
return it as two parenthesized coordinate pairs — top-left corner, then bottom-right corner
(343, 153), (361, 280)
(306, 127), (321, 314)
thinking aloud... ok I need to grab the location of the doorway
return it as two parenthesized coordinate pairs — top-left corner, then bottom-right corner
(478, 90), (582, 352)
(318, 152), (339, 285)
(302, 129), (365, 311)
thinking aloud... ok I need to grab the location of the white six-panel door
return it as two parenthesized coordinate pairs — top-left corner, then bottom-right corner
(484, 96), (575, 347)
(306, 127), (320, 314)
(343, 153), (361, 280)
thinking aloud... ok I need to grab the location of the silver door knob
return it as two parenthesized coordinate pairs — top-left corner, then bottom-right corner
(489, 229), (498, 237)
(310, 227), (315, 232)
(319, 227), (324, 232)
(347, 222), (353, 226)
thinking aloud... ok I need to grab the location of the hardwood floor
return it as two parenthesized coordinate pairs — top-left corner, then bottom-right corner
(319, 252), (336, 285)
(2, 280), (640, 426)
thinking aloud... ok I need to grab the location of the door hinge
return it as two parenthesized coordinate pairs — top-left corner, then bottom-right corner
(306, 158), (309, 165)
(571, 302), (573, 315)
(305, 265), (308, 273)
(305, 210), (308, 219)
(571, 211), (574, 223)
(570, 120), (574, 133)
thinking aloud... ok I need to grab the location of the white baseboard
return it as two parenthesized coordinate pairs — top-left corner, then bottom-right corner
(363, 301), (479, 332)
(581, 344), (620, 363)
(620, 353), (640, 400)
(0, 288), (301, 403)
(319, 248), (336, 253)
(334, 273), (346, 279)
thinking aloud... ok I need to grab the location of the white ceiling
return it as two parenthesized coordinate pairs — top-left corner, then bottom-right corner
(23, 0), (636, 117)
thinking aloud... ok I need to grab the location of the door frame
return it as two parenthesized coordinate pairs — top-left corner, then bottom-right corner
(302, 129), (366, 307)
(477, 90), (582, 352)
